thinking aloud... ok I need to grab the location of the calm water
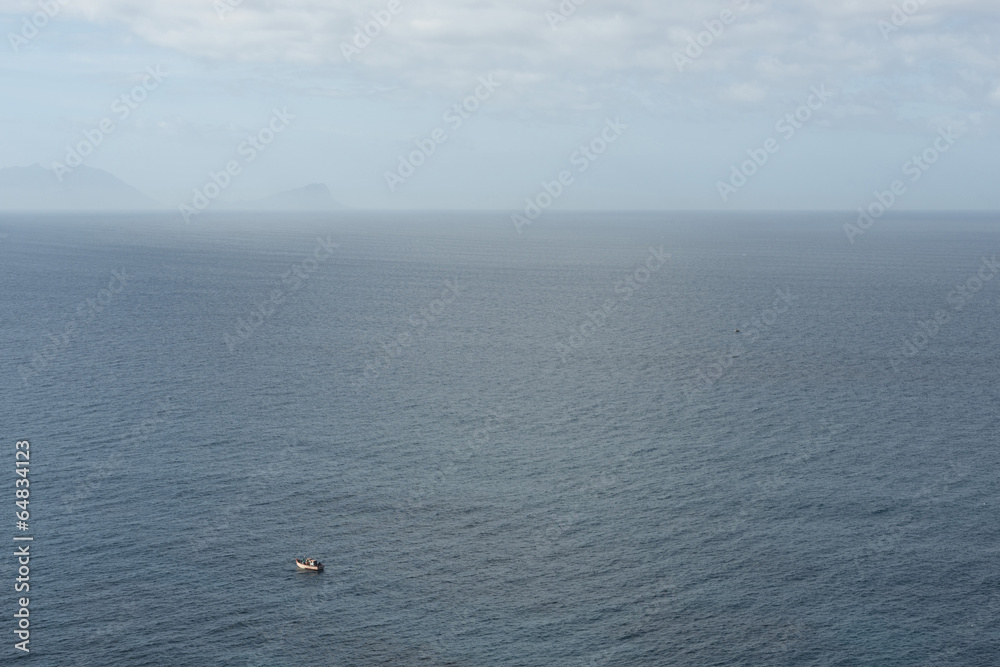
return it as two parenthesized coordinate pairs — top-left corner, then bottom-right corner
(2, 211), (999, 666)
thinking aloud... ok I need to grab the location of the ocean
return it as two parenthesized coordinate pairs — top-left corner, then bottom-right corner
(2, 211), (998, 665)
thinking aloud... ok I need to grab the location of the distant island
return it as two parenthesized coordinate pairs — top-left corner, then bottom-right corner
(0, 164), (157, 211)
(0, 164), (346, 212)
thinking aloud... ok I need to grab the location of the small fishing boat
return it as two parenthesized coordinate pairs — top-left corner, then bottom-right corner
(295, 557), (324, 572)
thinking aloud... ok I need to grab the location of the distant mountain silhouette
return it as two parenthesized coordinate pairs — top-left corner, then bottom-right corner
(0, 166), (346, 213)
(225, 183), (347, 211)
(0, 164), (160, 210)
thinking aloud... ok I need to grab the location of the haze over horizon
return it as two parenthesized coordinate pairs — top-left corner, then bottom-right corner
(2, 0), (999, 212)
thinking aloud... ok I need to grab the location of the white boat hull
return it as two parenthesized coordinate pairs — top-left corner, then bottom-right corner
(295, 559), (323, 571)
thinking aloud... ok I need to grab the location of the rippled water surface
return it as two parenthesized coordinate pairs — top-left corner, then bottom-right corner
(2, 211), (999, 665)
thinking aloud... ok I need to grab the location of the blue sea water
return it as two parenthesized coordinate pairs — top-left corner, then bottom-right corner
(1, 211), (999, 666)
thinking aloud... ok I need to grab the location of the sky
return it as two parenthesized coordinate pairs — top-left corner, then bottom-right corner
(1, 0), (998, 210)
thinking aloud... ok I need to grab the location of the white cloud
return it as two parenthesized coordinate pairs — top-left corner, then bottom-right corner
(4, 0), (999, 123)
(723, 82), (768, 104)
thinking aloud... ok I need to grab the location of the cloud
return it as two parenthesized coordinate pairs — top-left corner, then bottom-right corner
(723, 81), (768, 104)
(6, 0), (999, 123)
